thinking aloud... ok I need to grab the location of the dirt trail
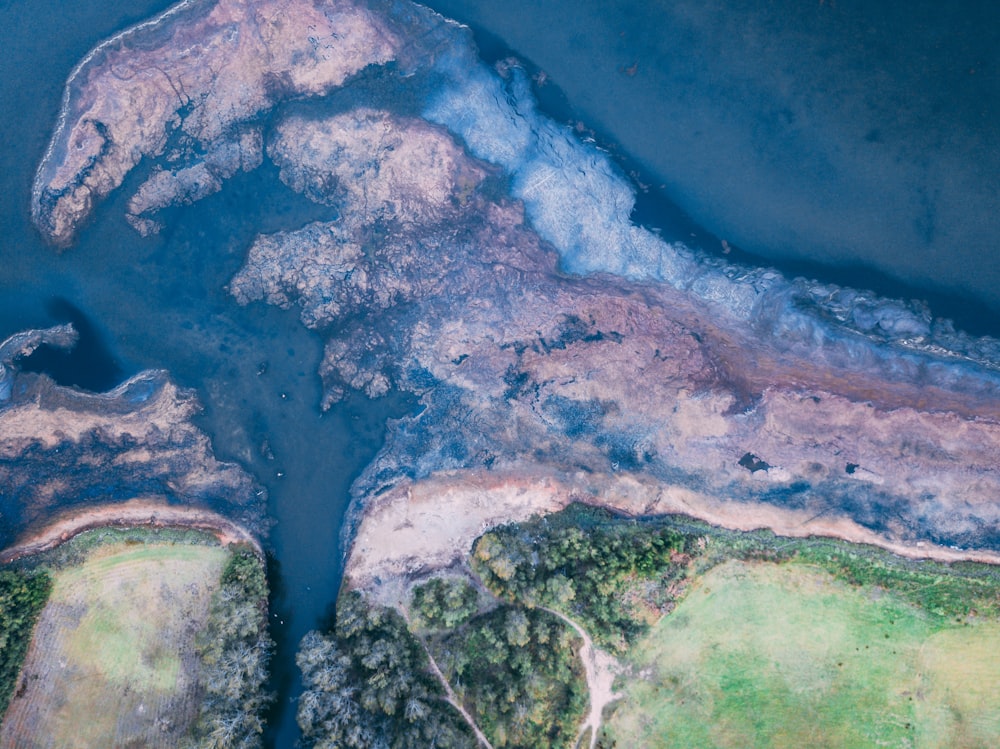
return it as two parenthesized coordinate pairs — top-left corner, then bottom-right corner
(541, 607), (620, 749)
(0, 498), (260, 564)
(419, 638), (495, 749)
(399, 608), (494, 749)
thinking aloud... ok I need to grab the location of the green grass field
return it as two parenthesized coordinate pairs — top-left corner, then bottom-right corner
(0, 539), (228, 749)
(603, 560), (1000, 749)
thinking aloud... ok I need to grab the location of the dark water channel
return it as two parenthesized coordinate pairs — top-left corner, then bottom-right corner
(0, 3), (417, 746)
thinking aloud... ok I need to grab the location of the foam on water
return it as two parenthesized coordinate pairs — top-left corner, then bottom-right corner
(420, 29), (1000, 395)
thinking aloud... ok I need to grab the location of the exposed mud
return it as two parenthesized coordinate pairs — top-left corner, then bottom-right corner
(0, 327), (264, 548)
(31, 0), (1000, 599)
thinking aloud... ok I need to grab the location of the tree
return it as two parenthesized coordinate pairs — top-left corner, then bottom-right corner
(297, 592), (475, 749)
(0, 569), (52, 719)
(186, 548), (273, 749)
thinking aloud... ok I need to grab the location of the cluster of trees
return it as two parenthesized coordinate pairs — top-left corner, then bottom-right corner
(297, 590), (475, 748)
(410, 577), (480, 630)
(186, 547), (273, 749)
(0, 569), (51, 719)
(794, 542), (1000, 620)
(431, 604), (587, 748)
(471, 505), (696, 650)
(297, 585), (587, 749)
(292, 508), (718, 748)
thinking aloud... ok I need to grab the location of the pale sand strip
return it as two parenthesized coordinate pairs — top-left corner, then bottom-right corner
(1, 497), (260, 564)
(347, 469), (1000, 595)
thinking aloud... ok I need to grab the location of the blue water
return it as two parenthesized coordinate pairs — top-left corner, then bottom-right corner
(426, 0), (1000, 322)
(18, 299), (125, 391)
(2, 2), (999, 748)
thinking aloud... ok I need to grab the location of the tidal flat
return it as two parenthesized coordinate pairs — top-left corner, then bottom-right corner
(2, 0), (1000, 746)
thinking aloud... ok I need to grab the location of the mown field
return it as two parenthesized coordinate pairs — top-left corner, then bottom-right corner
(0, 538), (227, 748)
(602, 559), (1000, 749)
(0, 527), (272, 749)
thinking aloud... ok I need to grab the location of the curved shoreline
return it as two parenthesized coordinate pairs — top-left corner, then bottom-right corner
(0, 498), (261, 565)
(346, 471), (1000, 598)
(31, 0), (202, 217)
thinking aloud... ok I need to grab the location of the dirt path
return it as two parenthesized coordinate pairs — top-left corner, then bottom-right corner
(398, 608), (494, 749)
(419, 637), (495, 749)
(541, 607), (620, 749)
(0, 498), (260, 564)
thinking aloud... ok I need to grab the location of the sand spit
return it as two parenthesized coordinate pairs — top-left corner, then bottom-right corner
(0, 497), (261, 565)
(346, 469), (1000, 595)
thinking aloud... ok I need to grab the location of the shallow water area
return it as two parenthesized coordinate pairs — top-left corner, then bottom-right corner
(4, 1), (1000, 748)
(0, 3), (416, 745)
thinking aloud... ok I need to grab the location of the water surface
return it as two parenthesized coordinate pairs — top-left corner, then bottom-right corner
(428, 0), (1000, 319)
(2, 2), (999, 748)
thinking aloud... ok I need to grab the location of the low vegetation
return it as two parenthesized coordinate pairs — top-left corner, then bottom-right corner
(0, 570), (51, 719)
(788, 541), (1000, 621)
(0, 529), (271, 749)
(600, 560), (1000, 748)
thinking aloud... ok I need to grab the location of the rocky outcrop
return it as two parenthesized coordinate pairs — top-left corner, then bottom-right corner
(269, 109), (486, 223)
(0, 328), (263, 548)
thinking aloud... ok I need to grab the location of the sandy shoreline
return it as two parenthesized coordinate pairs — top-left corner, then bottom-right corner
(347, 469), (1000, 596)
(0, 497), (260, 564)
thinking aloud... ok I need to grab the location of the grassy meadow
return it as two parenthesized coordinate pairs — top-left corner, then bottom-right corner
(0, 536), (228, 748)
(603, 559), (1000, 749)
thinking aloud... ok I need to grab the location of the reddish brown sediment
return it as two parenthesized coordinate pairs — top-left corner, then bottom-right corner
(32, 0), (398, 245)
(0, 497), (260, 565)
(226, 110), (1000, 565)
(268, 109), (487, 222)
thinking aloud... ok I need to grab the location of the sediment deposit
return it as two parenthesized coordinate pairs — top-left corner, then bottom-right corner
(33, 0), (1000, 585)
(32, 0), (398, 246)
(0, 327), (263, 548)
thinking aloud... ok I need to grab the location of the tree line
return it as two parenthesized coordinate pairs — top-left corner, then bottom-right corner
(186, 546), (273, 749)
(0, 569), (51, 721)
